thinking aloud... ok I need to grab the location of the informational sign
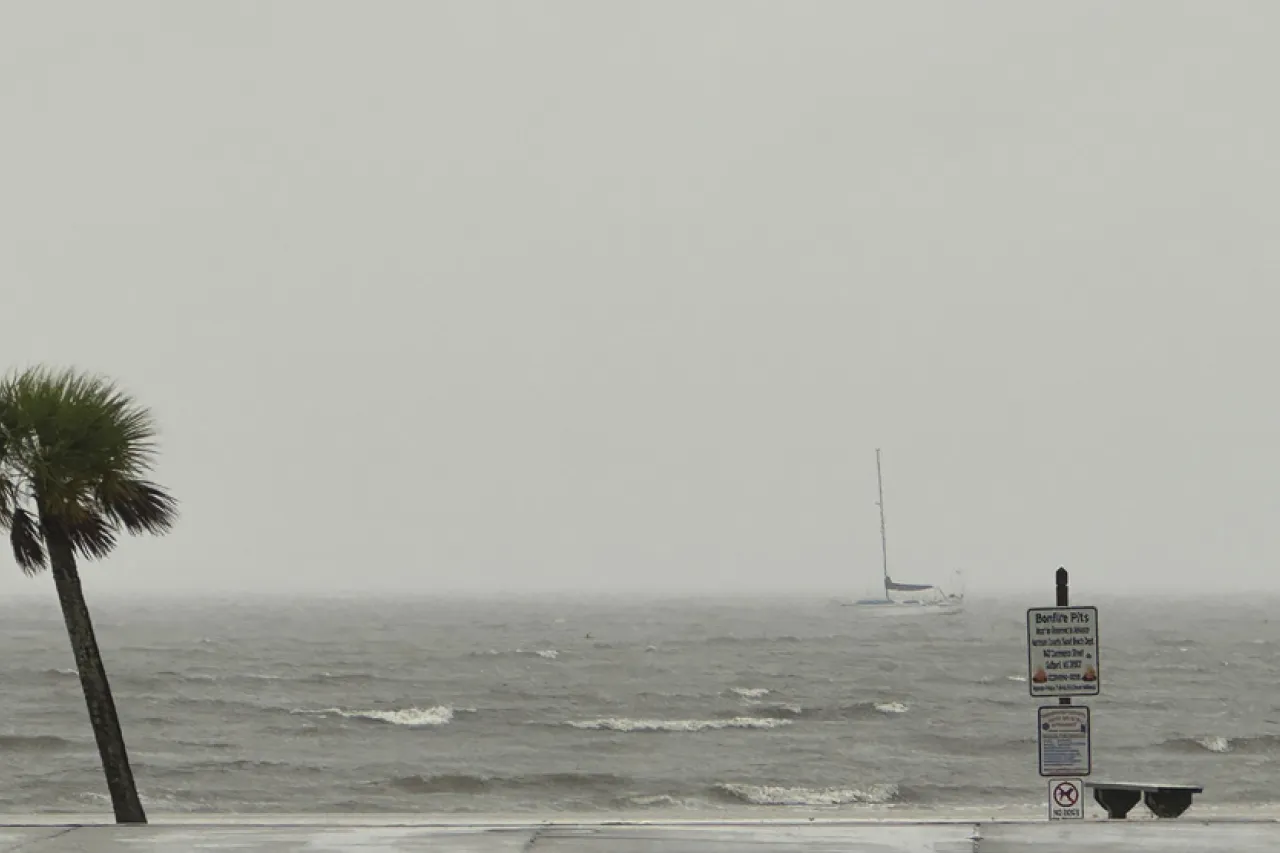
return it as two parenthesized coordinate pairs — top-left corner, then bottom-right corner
(1048, 778), (1085, 820)
(1038, 705), (1091, 777)
(1026, 606), (1100, 697)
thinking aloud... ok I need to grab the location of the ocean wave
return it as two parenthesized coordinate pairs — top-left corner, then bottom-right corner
(746, 701), (903, 722)
(378, 771), (898, 806)
(152, 758), (294, 775)
(175, 739), (236, 750)
(757, 702), (805, 718)
(9, 667), (82, 684)
(161, 696), (283, 715)
(899, 782), (1031, 804)
(1196, 736), (1232, 754)
(918, 732), (1035, 755)
(294, 706), (454, 727)
(716, 783), (899, 806)
(701, 636), (750, 647)
(382, 772), (626, 795)
(1163, 735), (1280, 755)
(148, 669), (362, 686)
(466, 647), (567, 661)
(624, 794), (690, 808)
(302, 672), (378, 684)
(385, 773), (494, 794)
(632, 689), (707, 701)
(729, 688), (770, 700)
(77, 790), (208, 812)
(149, 670), (226, 683)
(567, 717), (790, 732)
(726, 704), (801, 721)
(696, 634), (805, 647)
(0, 734), (74, 751)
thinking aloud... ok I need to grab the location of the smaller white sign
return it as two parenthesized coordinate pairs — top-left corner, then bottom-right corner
(1026, 606), (1100, 697)
(1048, 778), (1085, 820)
(1039, 705), (1091, 777)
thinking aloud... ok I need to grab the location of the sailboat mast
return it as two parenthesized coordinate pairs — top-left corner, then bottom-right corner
(876, 448), (889, 600)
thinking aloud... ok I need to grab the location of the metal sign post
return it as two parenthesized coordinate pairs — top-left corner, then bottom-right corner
(1057, 568), (1070, 706)
(1029, 568), (1096, 819)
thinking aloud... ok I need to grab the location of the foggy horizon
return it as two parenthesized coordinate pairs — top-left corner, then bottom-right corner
(4, 3), (1279, 600)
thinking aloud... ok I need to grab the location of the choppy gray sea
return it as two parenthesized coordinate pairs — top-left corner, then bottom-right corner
(0, 594), (1275, 814)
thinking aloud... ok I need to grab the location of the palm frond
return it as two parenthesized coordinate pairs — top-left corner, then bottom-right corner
(0, 476), (13, 528)
(1, 367), (161, 479)
(9, 507), (47, 575)
(0, 396), (21, 529)
(97, 478), (178, 535)
(64, 513), (119, 562)
(0, 366), (178, 567)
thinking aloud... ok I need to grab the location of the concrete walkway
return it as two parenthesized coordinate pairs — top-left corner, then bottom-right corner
(2, 817), (1279, 851)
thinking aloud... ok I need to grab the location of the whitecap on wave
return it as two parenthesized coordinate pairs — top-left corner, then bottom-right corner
(717, 782), (898, 806)
(626, 794), (689, 808)
(294, 706), (454, 726)
(567, 717), (790, 732)
(1196, 736), (1232, 753)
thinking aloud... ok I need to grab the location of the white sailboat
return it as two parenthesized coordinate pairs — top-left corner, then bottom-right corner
(845, 449), (964, 615)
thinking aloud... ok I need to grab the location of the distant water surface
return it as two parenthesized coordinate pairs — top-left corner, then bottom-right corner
(0, 594), (1274, 814)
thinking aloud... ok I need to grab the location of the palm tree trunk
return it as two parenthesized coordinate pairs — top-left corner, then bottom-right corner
(45, 529), (147, 824)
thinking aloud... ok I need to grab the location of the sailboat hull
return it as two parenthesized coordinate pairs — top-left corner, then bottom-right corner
(842, 599), (964, 617)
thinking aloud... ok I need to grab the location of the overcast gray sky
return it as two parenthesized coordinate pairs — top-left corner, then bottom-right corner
(2, 2), (1277, 599)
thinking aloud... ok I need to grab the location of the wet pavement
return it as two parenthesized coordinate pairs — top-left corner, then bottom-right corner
(1, 817), (1278, 851)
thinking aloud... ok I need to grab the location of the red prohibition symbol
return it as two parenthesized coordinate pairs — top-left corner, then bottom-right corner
(1053, 782), (1080, 807)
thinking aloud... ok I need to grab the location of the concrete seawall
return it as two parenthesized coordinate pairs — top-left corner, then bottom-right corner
(3, 816), (1279, 851)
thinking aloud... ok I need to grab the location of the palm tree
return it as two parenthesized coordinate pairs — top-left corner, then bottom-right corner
(0, 366), (178, 824)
